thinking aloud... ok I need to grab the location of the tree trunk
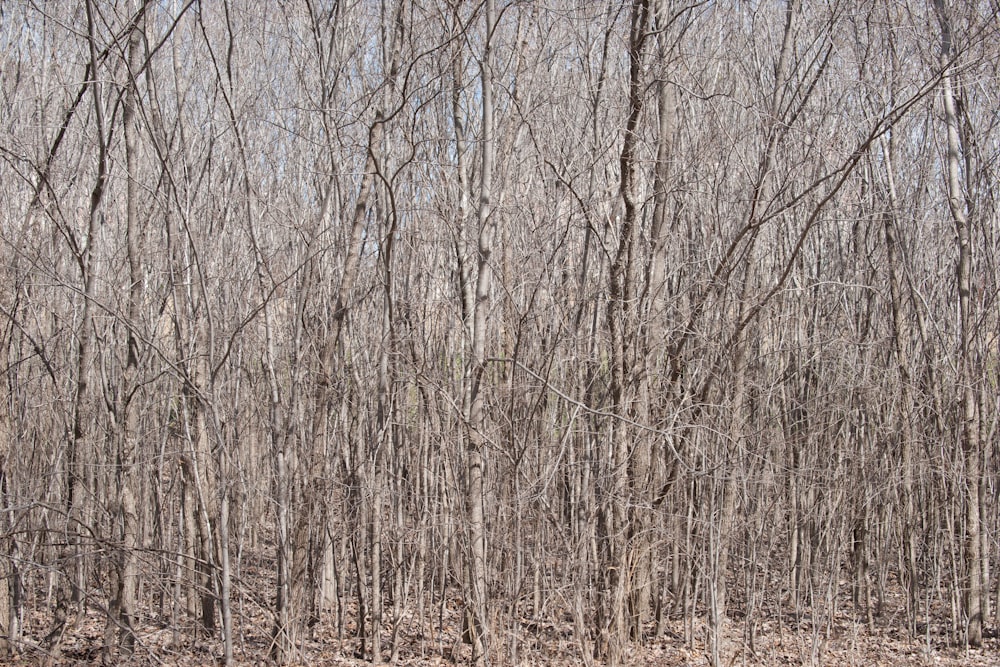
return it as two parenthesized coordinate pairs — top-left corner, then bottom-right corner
(107, 10), (145, 659)
(933, 0), (983, 646)
(47, 1), (108, 652)
(464, 2), (497, 662)
(600, 3), (651, 664)
(879, 134), (919, 632)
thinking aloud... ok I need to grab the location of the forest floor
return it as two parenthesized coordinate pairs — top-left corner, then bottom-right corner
(6, 573), (999, 666)
(12, 609), (998, 666)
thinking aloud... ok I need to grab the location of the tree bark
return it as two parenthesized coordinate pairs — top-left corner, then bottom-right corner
(107, 8), (145, 659)
(933, 0), (983, 645)
(600, 3), (651, 664)
(46, 0), (108, 652)
(464, 1), (496, 662)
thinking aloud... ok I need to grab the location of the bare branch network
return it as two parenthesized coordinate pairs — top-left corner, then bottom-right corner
(0, 1), (998, 666)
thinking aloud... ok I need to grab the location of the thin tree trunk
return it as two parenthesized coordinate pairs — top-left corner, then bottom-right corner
(600, 3), (651, 664)
(464, 1), (496, 662)
(0, 454), (19, 658)
(108, 10), (145, 659)
(934, 0), (982, 646)
(879, 136), (919, 633)
(47, 1), (108, 651)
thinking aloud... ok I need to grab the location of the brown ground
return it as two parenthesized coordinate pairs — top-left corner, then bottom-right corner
(6, 576), (998, 666)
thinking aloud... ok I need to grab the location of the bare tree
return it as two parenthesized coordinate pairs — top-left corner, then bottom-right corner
(933, 0), (985, 646)
(0, 2), (998, 665)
